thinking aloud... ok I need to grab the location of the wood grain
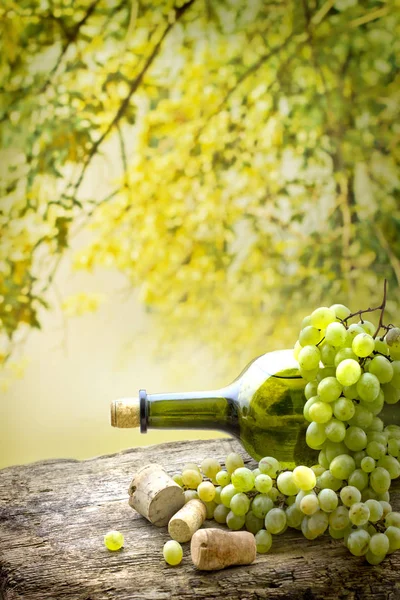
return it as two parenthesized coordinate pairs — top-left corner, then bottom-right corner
(1, 438), (399, 600)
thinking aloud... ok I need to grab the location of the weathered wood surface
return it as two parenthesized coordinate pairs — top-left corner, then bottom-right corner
(1, 438), (400, 600)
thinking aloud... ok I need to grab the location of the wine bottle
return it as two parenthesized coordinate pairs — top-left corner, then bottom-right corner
(110, 349), (398, 466)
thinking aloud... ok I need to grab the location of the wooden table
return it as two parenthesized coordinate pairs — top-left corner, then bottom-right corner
(1, 439), (399, 600)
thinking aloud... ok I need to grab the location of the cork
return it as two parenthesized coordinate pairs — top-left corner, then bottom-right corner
(110, 397), (140, 428)
(168, 499), (207, 542)
(191, 528), (256, 571)
(128, 464), (185, 527)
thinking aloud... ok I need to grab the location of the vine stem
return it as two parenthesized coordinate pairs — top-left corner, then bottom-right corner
(373, 278), (388, 339)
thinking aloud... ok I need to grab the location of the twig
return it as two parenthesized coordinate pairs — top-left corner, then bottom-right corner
(340, 279), (388, 331)
(373, 278), (388, 339)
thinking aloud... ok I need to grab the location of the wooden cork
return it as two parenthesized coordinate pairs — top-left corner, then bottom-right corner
(128, 464), (184, 527)
(168, 499), (207, 542)
(191, 529), (256, 571)
(110, 397), (140, 428)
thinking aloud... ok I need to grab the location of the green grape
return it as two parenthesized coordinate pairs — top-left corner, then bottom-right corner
(303, 396), (319, 422)
(183, 462), (200, 473)
(300, 366), (320, 381)
(317, 367), (336, 381)
(334, 348), (358, 367)
(230, 492), (251, 516)
(385, 424), (400, 439)
(301, 516), (318, 540)
(255, 474), (273, 494)
(385, 526), (400, 552)
(245, 511), (264, 535)
(375, 338), (390, 356)
(231, 467), (255, 493)
(226, 511), (246, 530)
(336, 359), (362, 386)
(309, 401), (333, 423)
(361, 456), (376, 473)
(197, 481), (216, 502)
(353, 450), (367, 468)
(349, 502), (370, 526)
(348, 404), (373, 429)
(252, 468), (261, 477)
(298, 345), (321, 370)
(163, 540), (183, 566)
(216, 470), (231, 487)
(104, 530), (124, 551)
(347, 323), (365, 342)
(388, 438), (400, 458)
(325, 322), (347, 347)
(377, 492), (390, 502)
(277, 471), (300, 496)
(344, 426), (367, 452)
(300, 326), (323, 346)
(318, 449), (329, 469)
(318, 488), (338, 512)
(184, 490), (199, 503)
(363, 390), (385, 416)
(329, 524), (352, 540)
(366, 441), (386, 460)
(391, 361), (400, 387)
(359, 320), (376, 336)
(173, 474), (184, 487)
(317, 377), (343, 403)
(306, 421), (327, 449)
(293, 340), (302, 360)
(308, 511), (329, 536)
(318, 470), (343, 491)
(265, 508), (287, 534)
(301, 315), (312, 329)
(340, 485), (361, 507)
(286, 504), (303, 528)
(286, 495), (296, 506)
(361, 488), (378, 502)
(348, 469), (369, 491)
(310, 306), (336, 329)
(305, 381), (319, 399)
(343, 383), (359, 400)
(292, 465), (316, 491)
(182, 469), (203, 489)
(347, 529), (370, 556)
(365, 550), (386, 565)
(201, 457), (221, 481)
(259, 456), (280, 478)
(299, 493), (320, 516)
(329, 506), (350, 530)
(367, 431), (388, 446)
(203, 501), (217, 519)
(367, 416), (384, 432)
(333, 397), (356, 421)
(356, 373), (380, 403)
(225, 452), (244, 474)
(377, 455), (400, 479)
(220, 484), (238, 507)
(386, 327), (400, 350)
(365, 499), (384, 523)
(368, 356), (394, 384)
(311, 464), (326, 477)
(370, 467), (391, 494)
(329, 454), (356, 480)
(251, 494), (274, 519)
(330, 303), (351, 320)
(381, 383), (400, 405)
(352, 333), (375, 358)
(325, 440), (349, 463)
(385, 512), (400, 528)
(214, 486), (222, 504)
(320, 343), (337, 366)
(379, 501), (392, 518)
(267, 487), (281, 502)
(213, 504), (230, 524)
(255, 529), (273, 553)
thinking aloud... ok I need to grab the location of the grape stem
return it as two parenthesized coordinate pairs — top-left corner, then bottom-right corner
(373, 278), (388, 339)
(340, 279), (388, 339)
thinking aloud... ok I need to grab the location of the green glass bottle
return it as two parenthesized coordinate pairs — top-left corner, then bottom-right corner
(110, 349), (398, 466)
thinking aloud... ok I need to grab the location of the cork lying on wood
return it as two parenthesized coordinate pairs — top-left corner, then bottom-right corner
(168, 499), (206, 542)
(191, 528), (256, 570)
(1, 438), (400, 600)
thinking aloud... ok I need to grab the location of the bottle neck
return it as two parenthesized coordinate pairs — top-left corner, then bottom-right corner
(141, 385), (239, 435)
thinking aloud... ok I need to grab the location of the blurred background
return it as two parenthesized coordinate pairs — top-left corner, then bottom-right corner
(0, 0), (399, 469)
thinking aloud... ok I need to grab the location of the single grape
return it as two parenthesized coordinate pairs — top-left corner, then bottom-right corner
(308, 511), (329, 536)
(305, 381), (319, 399)
(340, 485), (362, 507)
(226, 511), (246, 530)
(225, 453), (244, 474)
(301, 315), (312, 329)
(309, 401), (333, 423)
(104, 530), (124, 551)
(336, 359), (362, 386)
(349, 502), (370, 526)
(201, 457), (221, 481)
(293, 340), (302, 360)
(303, 396), (319, 422)
(318, 470), (343, 491)
(216, 470), (231, 487)
(330, 304), (351, 320)
(220, 484), (238, 508)
(321, 343), (337, 367)
(311, 464), (326, 477)
(277, 471), (300, 496)
(329, 454), (356, 480)
(370, 467), (391, 494)
(348, 469), (369, 491)
(347, 323), (365, 341)
(301, 516), (318, 540)
(352, 333), (375, 358)
(366, 441), (386, 460)
(251, 494), (274, 519)
(317, 377), (343, 403)
(255, 474), (273, 494)
(353, 450), (367, 468)
(347, 529), (370, 556)
(382, 383), (400, 405)
(183, 462), (200, 473)
(333, 397), (356, 421)
(325, 440), (349, 463)
(230, 492), (251, 516)
(359, 320), (376, 336)
(329, 506), (350, 530)
(255, 529), (273, 553)
(298, 345), (321, 370)
(317, 367), (336, 381)
(213, 504), (230, 524)
(325, 322), (347, 348)
(267, 487), (281, 502)
(348, 404), (373, 429)
(318, 449), (329, 470)
(365, 499), (384, 523)
(203, 501), (217, 519)
(391, 361), (400, 387)
(300, 326), (323, 347)
(292, 466), (316, 491)
(259, 456), (280, 478)
(213, 486), (223, 505)
(182, 469), (203, 489)
(385, 512), (400, 528)
(265, 508), (287, 534)
(300, 366), (320, 381)
(245, 510), (264, 535)
(344, 426), (367, 452)
(163, 540), (183, 566)
(356, 373), (380, 403)
(184, 490), (199, 503)
(173, 474), (184, 487)
(380, 501), (392, 518)
(318, 488), (338, 512)
(310, 306), (336, 329)
(197, 481), (216, 502)
(231, 467), (255, 493)
(368, 355), (394, 384)
(363, 390), (385, 416)
(386, 327), (400, 350)
(388, 438), (400, 458)
(334, 348), (358, 367)
(361, 488), (378, 502)
(343, 383), (359, 400)
(385, 526), (400, 552)
(367, 416), (384, 432)
(286, 504), (303, 528)
(361, 456), (376, 473)
(300, 493), (320, 516)
(329, 524), (352, 540)
(306, 421), (327, 449)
